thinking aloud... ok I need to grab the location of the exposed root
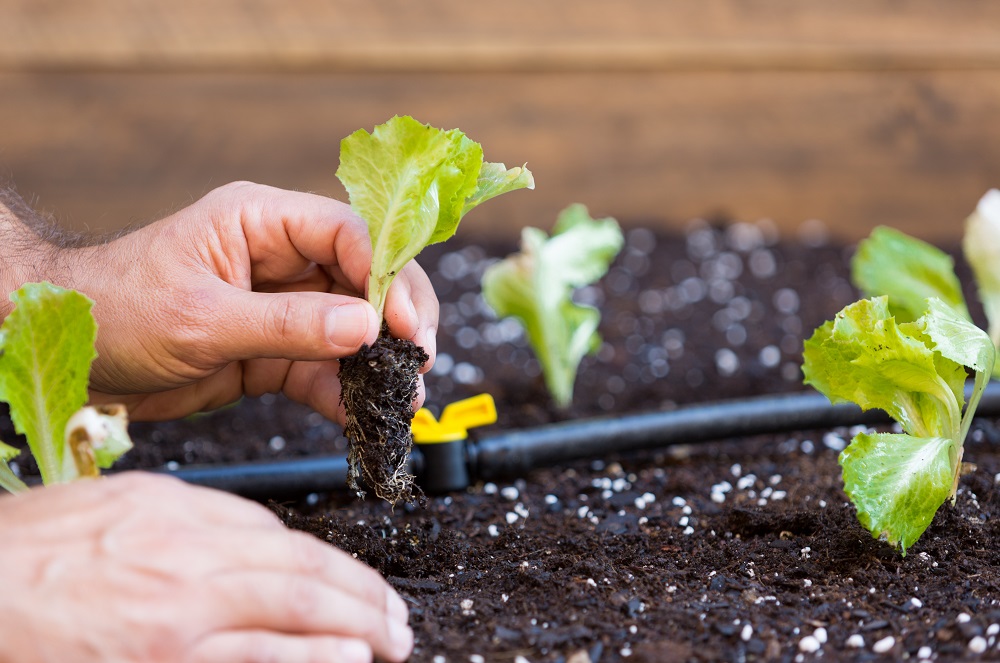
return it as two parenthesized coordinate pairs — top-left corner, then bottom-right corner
(339, 326), (428, 505)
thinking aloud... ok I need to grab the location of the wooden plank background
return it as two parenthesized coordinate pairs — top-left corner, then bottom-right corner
(2, 1), (1000, 243)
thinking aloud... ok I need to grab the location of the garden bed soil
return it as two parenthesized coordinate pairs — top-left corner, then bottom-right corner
(14, 219), (1000, 661)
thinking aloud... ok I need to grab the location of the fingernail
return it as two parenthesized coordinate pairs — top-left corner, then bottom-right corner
(339, 639), (372, 663)
(326, 304), (372, 346)
(387, 588), (410, 624)
(388, 619), (414, 656)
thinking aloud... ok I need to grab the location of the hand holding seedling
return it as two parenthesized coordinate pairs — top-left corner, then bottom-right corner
(0, 182), (438, 423)
(0, 473), (413, 662)
(0, 184), (423, 661)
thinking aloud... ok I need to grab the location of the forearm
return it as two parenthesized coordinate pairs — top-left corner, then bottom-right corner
(0, 188), (94, 320)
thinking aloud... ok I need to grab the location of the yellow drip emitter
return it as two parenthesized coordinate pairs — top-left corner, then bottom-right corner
(411, 394), (497, 493)
(412, 393), (497, 443)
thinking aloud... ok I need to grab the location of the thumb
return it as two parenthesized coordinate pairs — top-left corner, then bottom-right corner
(206, 289), (379, 362)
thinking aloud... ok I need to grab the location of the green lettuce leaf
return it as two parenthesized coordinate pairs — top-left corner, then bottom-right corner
(964, 189), (1000, 376)
(802, 297), (962, 440)
(840, 433), (955, 554)
(804, 295), (995, 553)
(852, 226), (969, 323)
(463, 162), (535, 216)
(0, 440), (28, 494)
(337, 116), (533, 319)
(0, 283), (97, 484)
(482, 204), (623, 408)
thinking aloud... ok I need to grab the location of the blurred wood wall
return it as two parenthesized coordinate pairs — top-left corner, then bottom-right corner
(2, 1), (1000, 243)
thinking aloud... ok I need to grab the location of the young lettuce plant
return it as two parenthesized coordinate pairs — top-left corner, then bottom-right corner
(0, 282), (132, 494)
(802, 296), (994, 554)
(481, 204), (623, 408)
(852, 189), (1000, 377)
(336, 115), (533, 503)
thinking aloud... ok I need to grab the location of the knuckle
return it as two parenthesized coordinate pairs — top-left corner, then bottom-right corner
(266, 296), (314, 346)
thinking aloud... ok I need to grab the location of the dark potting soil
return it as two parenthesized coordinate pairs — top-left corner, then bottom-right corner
(339, 327), (429, 505)
(7, 219), (1000, 661)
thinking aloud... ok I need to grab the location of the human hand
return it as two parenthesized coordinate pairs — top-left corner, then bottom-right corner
(0, 473), (413, 663)
(68, 181), (439, 421)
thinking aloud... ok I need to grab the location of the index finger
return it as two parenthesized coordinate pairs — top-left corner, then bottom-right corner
(216, 182), (375, 295)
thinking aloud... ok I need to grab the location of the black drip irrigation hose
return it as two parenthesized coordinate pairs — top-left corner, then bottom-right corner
(163, 383), (1000, 499)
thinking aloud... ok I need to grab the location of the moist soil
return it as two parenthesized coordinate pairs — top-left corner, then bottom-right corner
(12, 220), (1000, 661)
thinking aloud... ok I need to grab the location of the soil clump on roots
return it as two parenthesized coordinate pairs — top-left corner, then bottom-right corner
(338, 325), (429, 504)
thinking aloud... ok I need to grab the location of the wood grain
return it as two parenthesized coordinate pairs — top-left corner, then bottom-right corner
(2, 71), (997, 243)
(3, 1), (1000, 72)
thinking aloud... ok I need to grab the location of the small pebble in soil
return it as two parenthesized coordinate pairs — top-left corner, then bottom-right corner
(500, 486), (519, 501)
(470, 655), (485, 663)
(483, 482), (497, 495)
(741, 624), (753, 642)
(872, 636), (895, 654)
(917, 646), (932, 659)
(845, 634), (865, 648)
(957, 613), (972, 624)
(488, 524), (499, 537)
(969, 636), (988, 654)
(822, 431), (847, 451)
(798, 635), (821, 653)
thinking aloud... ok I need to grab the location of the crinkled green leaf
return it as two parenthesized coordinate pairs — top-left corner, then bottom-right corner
(911, 297), (996, 443)
(482, 205), (623, 408)
(0, 283), (96, 485)
(964, 189), (1000, 377)
(916, 297), (995, 375)
(840, 432), (955, 554)
(0, 440), (19, 463)
(463, 162), (535, 216)
(802, 297), (962, 440)
(852, 226), (969, 323)
(0, 440), (27, 495)
(337, 116), (532, 319)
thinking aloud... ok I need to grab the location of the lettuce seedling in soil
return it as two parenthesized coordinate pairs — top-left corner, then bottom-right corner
(852, 189), (1000, 377)
(336, 115), (533, 503)
(482, 204), (623, 408)
(802, 296), (994, 553)
(0, 282), (132, 493)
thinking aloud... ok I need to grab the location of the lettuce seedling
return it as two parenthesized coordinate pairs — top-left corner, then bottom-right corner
(802, 296), (995, 553)
(337, 115), (534, 323)
(964, 189), (1000, 355)
(852, 190), (1000, 377)
(336, 116), (533, 503)
(0, 282), (132, 494)
(482, 204), (623, 408)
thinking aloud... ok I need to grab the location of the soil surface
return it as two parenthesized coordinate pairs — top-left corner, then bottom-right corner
(9, 219), (1000, 662)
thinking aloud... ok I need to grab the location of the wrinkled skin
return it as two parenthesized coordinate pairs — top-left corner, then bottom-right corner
(3, 181), (438, 422)
(0, 474), (414, 663)
(0, 182), (442, 662)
